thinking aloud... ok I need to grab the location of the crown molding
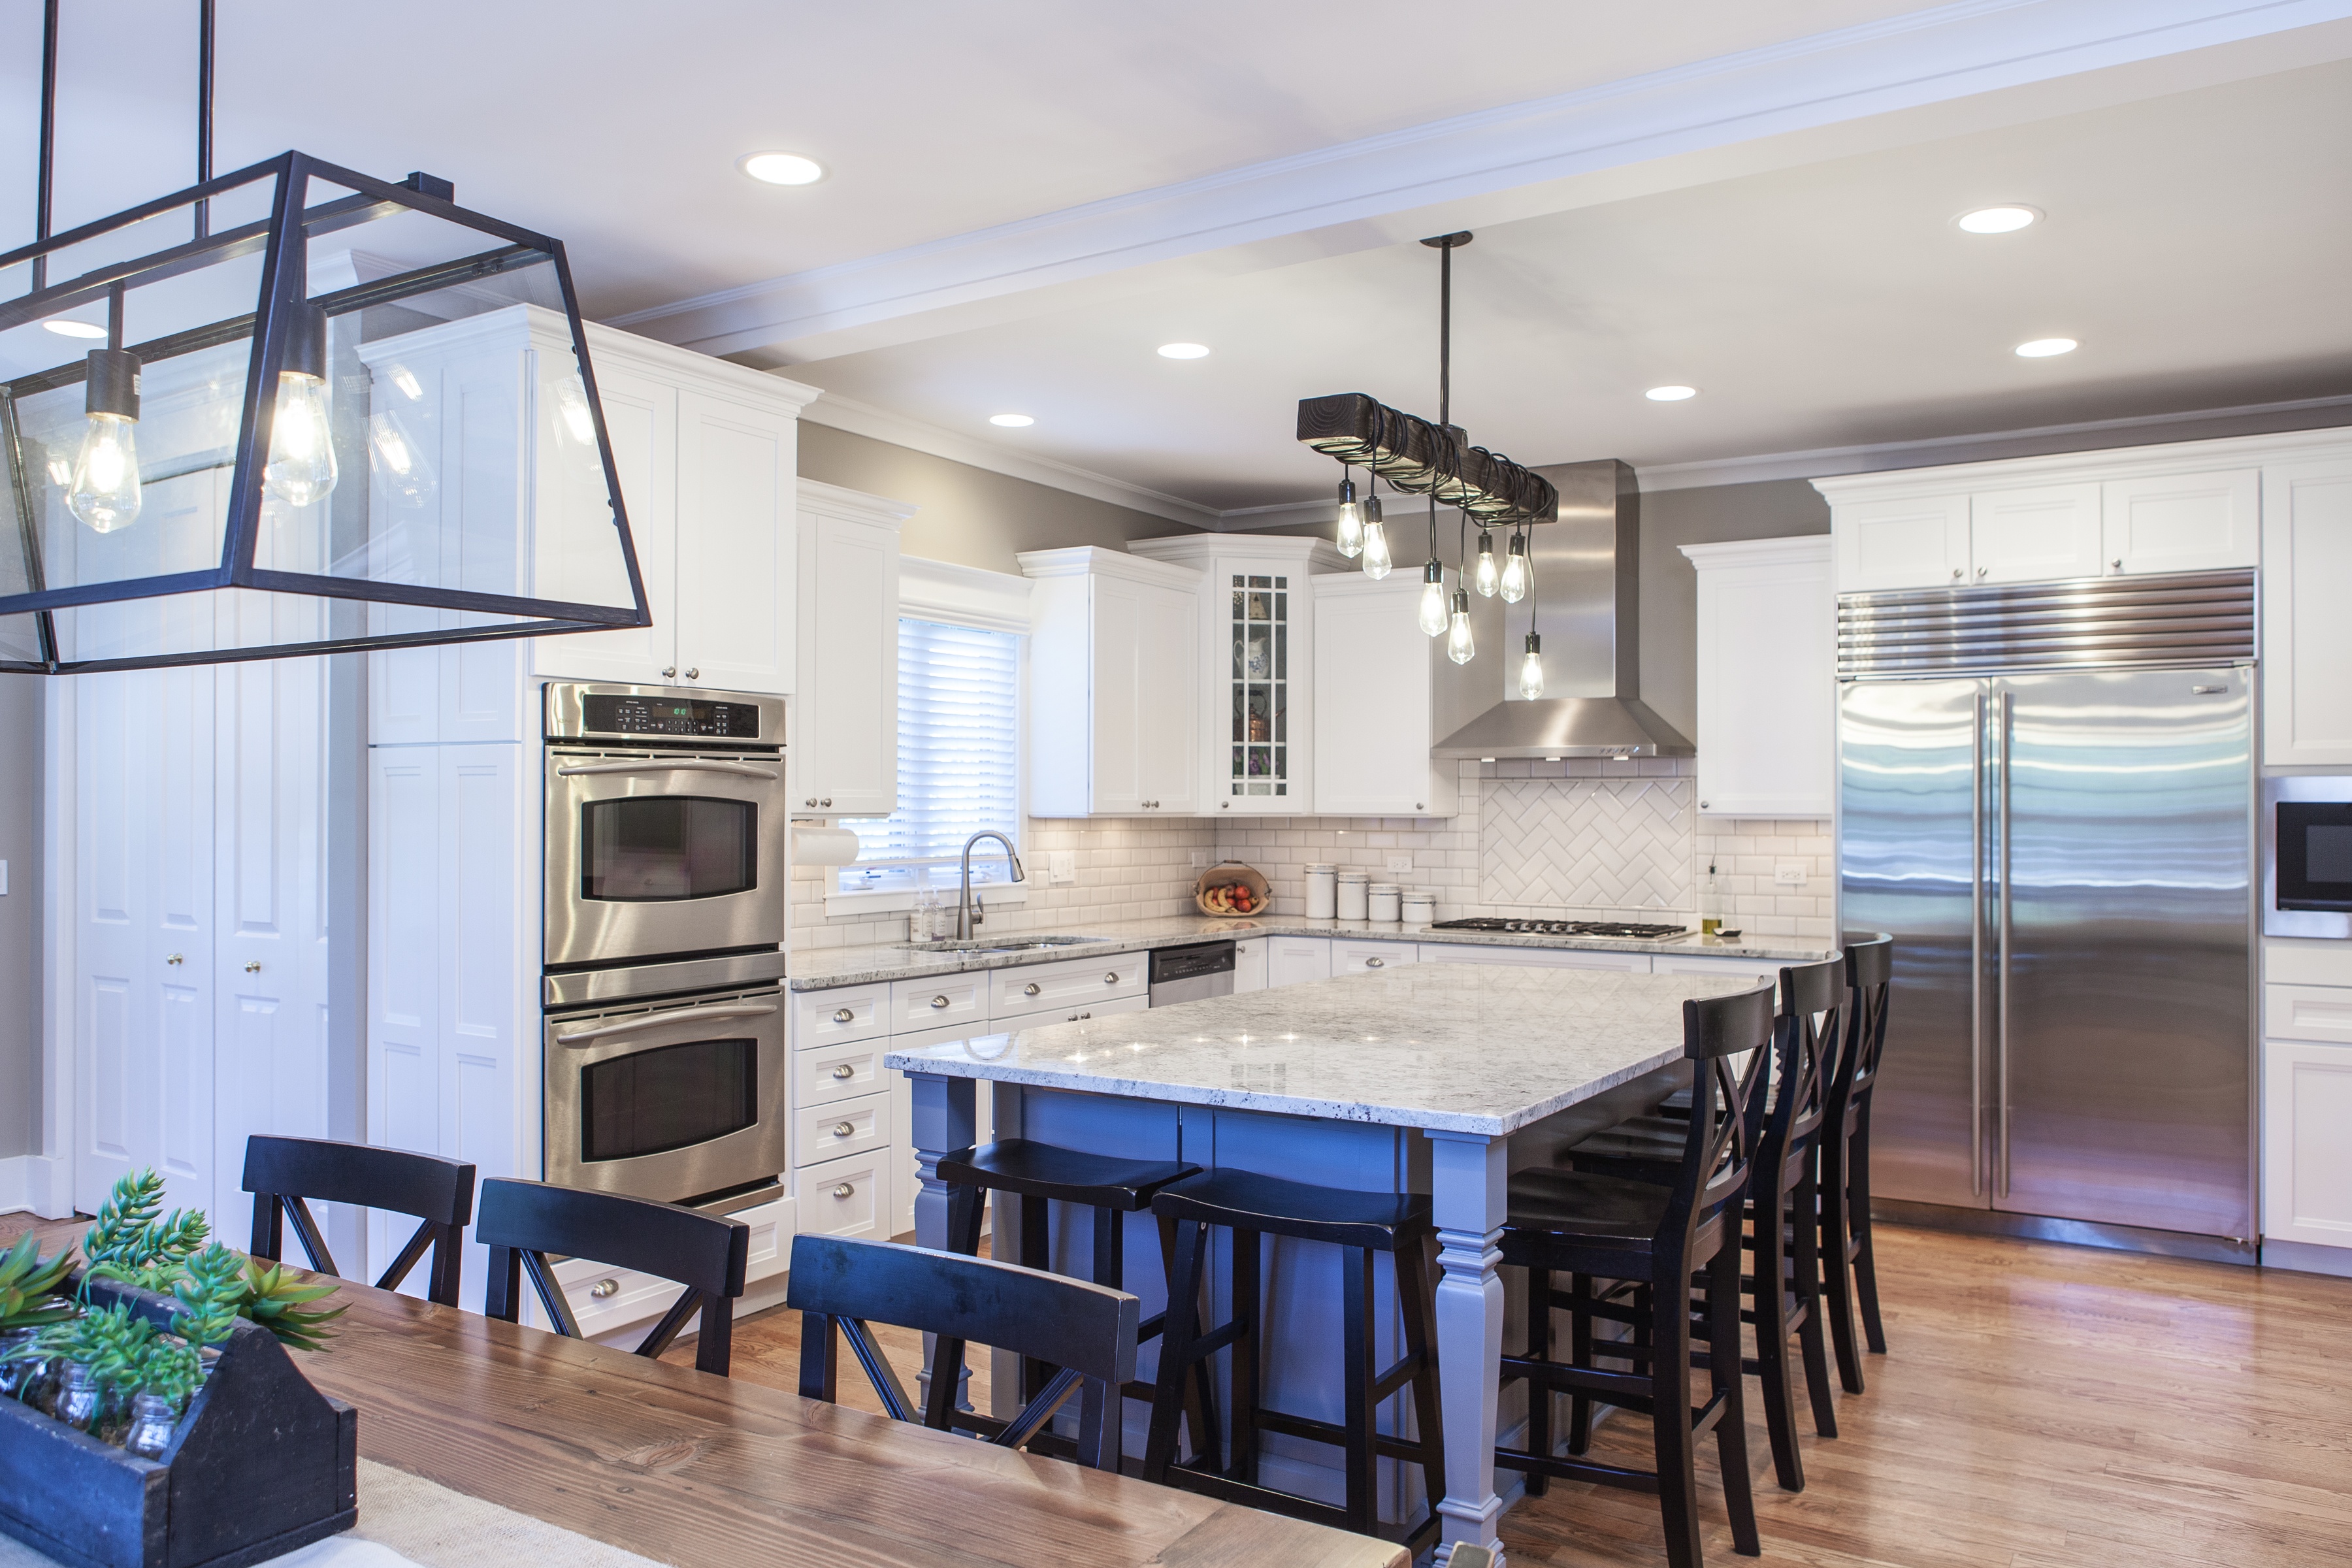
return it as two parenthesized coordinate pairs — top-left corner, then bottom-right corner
(1809, 419), (2352, 501)
(610, 1), (2352, 361)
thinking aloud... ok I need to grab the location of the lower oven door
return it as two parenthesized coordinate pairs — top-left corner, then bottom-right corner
(544, 990), (789, 1205)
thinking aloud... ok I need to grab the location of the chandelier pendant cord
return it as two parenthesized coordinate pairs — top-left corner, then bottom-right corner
(33, 0), (56, 290)
(196, 0), (216, 238)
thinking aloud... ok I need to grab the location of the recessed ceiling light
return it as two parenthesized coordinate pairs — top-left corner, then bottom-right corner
(1957, 205), (2042, 234)
(737, 151), (825, 186)
(1157, 342), (1209, 359)
(2015, 338), (2078, 357)
(988, 413), (1034, 427)
(1645, 385), (1697, 402)
(43, 318), (107, 338)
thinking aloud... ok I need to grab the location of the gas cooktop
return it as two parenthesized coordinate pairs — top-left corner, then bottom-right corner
(1428, 917), (1690, 939)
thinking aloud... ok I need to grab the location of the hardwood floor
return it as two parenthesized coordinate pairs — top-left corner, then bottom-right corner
(9, 1211), (2346, 1565)
(693, 1224), (2352, 1568)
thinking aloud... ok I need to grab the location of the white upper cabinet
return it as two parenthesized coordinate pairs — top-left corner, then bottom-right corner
(2263, 449), (2352, 766)
(793, 480), (913, 818)
(1020, 547), (1201, 817)
(1833, 494), (1969, 592)
(1969, 483), (2104, 583)
(1128, 534), (1347, 815)
(1311, 573), (1462, 818)
(1682, 537), (1834, 819)
(2104, 468), (2259, 576)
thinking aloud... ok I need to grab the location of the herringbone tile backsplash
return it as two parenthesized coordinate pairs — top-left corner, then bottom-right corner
(1481, 776), (1691, 909)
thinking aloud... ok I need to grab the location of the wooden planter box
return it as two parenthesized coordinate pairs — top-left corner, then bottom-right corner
(0, 1275), (356, 1568)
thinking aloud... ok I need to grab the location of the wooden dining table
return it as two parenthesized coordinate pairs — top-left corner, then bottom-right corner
(1, 1216), (1401, 1568)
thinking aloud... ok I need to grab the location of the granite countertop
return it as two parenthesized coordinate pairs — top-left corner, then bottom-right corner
(882, 963), (1765, 1135)
(787, 913), (1830, 991)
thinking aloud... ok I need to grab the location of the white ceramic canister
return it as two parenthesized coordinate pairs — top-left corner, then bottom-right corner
(1400, 889), (1436, 924)
(1367, 883), (1401, 923)
(1305, 863), (1339, 920)
(1336, 870), (1370, 922)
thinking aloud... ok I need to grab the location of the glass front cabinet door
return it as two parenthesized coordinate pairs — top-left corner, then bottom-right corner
(1128, 534), (1347, 815)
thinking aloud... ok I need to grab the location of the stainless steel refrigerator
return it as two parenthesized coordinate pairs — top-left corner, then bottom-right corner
(1837, 573), (2256, 1255)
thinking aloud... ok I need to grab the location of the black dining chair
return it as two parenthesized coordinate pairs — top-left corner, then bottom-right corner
(785, 1233), (1141, 1471)
(476, 1179), (749, 1376)
(1820, 932), (1895, 1393)
(242, 1135), (476, 1307)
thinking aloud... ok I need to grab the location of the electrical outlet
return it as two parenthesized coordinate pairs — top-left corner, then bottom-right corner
(1773, 860), (1807, 887)
(1386, 855), (1414, 875)
(1047, 850), (1078, 885)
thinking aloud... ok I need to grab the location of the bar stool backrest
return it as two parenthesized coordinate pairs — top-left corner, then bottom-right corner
(242, 1135), (476, 1307)
(1764, 956), (1850, 1177)
(1673, 981), (1777, 1245)
(786, 1233), (1141, 1469)
(1835, 934), (1895, 1115)
(476, 1178), (749, 1376)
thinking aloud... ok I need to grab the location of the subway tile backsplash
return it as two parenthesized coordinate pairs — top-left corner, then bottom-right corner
(790, 757), (1835, 947)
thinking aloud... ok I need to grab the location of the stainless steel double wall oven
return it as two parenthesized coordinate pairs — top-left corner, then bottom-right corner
(541, 683), (791, 1209)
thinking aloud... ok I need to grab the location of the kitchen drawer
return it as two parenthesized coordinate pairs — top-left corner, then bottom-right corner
(891, 972), (988, 1033)
(2267, 984), (2352, 1046)
(793, 1036), (887, 1109)
(553, 1192), (792, 1341)
(1653, 953), (1780, 987)
(2267, 943), (2352, 988)
(1333, 939), (1418, 975)
(1420, 941), (1652, 973)
(794, 1090), (890, 1168)
(792, 983), (889, 1049)
(1019, 990), (1150, 1026)
(794, 1148), (890, 1241)
(991, 953), (1147, 1019)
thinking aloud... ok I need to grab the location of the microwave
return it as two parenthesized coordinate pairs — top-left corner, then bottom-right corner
(2263, 776), (2352, 939)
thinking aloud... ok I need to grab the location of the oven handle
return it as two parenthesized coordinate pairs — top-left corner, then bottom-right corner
(554, 1002), (779, 1045)
(554, 760), (779, 780)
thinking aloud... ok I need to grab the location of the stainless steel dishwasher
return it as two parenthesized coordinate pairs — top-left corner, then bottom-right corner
(1148, 940), (1236, 1006)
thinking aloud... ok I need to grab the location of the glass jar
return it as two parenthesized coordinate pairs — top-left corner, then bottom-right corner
(123, 1392), (179, 1459)
(0, 1328), (51, 1404)
(52, 1362), (101, 1432)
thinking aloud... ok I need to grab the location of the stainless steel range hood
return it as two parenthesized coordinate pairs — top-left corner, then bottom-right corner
(1432, 458), (1694, 759)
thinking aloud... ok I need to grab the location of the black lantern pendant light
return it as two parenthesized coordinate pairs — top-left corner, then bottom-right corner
(0, 1), (649, 674)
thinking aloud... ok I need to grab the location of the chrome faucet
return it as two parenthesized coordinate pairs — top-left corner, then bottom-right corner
(956, 831), (1024, 940)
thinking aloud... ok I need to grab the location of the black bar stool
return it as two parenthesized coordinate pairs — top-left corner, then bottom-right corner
(1141, 1168), (1445, 1552)
(937, 1137), (1215, 1462)
(242, 1135), (476, 1307)
(1499, 981), (1774, 1568)
(1821, 933), (1894, 1392)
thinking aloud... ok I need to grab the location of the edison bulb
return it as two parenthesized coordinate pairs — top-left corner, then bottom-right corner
(68, 413), (143, 532)
(1499, 536), (1530, 604)
(1473, 530), (1499, 597)
(1518, 634), (1545, 699)
(1446, 591), (1476, 665)
(1335, 476), (1364, 557)
(265, 371), (338, 506)
(1418, 564), (1448, 636)
(1361, 519), (1392, 579)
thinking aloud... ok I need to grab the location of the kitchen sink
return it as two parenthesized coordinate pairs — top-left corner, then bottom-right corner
(894, 934), (1110, 955)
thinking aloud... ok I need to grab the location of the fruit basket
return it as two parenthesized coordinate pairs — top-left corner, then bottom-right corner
(1194, 862), (1270, 917)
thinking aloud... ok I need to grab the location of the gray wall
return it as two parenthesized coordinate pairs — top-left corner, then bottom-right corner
(797, 424), (1204, 572)
(0, 675), (39, 1161)
(1636, 478), (1831, 745)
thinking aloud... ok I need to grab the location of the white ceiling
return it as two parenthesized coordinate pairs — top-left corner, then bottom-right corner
(5, 2), (2350, 512)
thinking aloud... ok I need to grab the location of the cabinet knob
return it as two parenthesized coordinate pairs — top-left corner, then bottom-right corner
(832, 1183), (855, 1200)
(833, 1007), (855, 1022)
(684, 668), (698, 681)
(832, 1121), (856, 1138)
(830, 1063), (855, 1080)
(1365, 956), (1384, 968)
(819, 797), (832, 808)
(930, 994), (950, 1009)
(1103, 972), (1119, 985)
(165, 953), (183, 966)
(589, 1279), (619, 1300)
(662, 666), (677, 678)
(244, 960), (261, 973)
(807, 798), (819, 808)
(1068, 1011), (1090, 1021)
(1416, 803), (1425, 811)
(1024, 982), (1041, 996)
(1700, 800), (1710, 809)
(1950, 568), (1962, 581)
(2111, 559), (2123, 570)
(1976, 566), (1988, 578)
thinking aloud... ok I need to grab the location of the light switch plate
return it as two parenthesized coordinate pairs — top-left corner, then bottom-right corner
(1047, 851), (1077, 885)
(1774, 860), (1808, 887)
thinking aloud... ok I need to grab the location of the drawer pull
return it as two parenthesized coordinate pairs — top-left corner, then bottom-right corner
(1103, 972), (1119, 985)
(832, 1183), (855, 1200)
(930, 994), (950, 1009)
(589, 1279), (619, 1300)
(833, 1007), (855, 1023)
(1365, 956), (1384, 968)
(832, 1121), (856, 1137)
(830, 1063), (855, 1080)
(1024, 982), (1041, 996)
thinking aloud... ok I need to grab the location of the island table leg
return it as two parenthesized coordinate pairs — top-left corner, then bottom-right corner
(907, 1071), (977, 1411)
(1427, 1129), (1510, 1568)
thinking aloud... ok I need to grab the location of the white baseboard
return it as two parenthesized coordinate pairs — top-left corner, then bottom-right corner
(2262, 1237), (2352, 1279)
(0, 1155), (74, 1220)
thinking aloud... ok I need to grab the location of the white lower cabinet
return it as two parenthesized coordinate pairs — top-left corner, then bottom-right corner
(1267, 936), (1331, 987)
(2263, 1042), (2352, 1250)
(1332, 939), (1416, 975)
(794, 1092), (891, 1166)
(892, 973), (988, 1033)
(794, 1148), (892, 1243)
(1232, 937), (1269, 993)
(1652, 953), (1784, 987)
(555, 1193), (792, 1343)
(1419, 942), (1651, 972)
(988, 953), (1148, 1017)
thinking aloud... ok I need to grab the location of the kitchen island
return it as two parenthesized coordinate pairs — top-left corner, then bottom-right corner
(886, 962), (1771, 1567)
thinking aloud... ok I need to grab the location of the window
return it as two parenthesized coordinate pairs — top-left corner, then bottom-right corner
(835, 617), (1021, 896)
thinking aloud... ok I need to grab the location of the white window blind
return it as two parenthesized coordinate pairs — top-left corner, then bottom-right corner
(840, 617), (1021, 892)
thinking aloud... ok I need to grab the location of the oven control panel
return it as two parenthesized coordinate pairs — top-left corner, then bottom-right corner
(545, 682), (785, 747)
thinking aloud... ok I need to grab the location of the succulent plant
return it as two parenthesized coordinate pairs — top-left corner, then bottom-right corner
(0, 1233), (78, 1331)
(82, 1169), (210, 1294)
(133, 1337), (204, 1416)
(169, 1244), (244, 1350)
(233, 1257), (344, 1353)
(38, 1303), (159, 1402)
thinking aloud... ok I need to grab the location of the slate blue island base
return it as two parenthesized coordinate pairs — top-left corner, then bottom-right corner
(886, 963), (1767, 1567)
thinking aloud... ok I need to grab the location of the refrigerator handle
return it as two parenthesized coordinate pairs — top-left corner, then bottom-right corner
(1970, 690), (1985, 1198)
(1996, 687), (2014, 1200)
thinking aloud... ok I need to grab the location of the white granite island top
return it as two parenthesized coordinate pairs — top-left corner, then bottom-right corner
(883, 962), (1768, 1136)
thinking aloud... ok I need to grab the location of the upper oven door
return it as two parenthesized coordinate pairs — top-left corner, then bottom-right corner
(546, 751), (785, 968)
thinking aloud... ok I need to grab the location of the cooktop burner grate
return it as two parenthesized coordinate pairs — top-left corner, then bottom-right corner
(1428, 917), (1690, 939)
